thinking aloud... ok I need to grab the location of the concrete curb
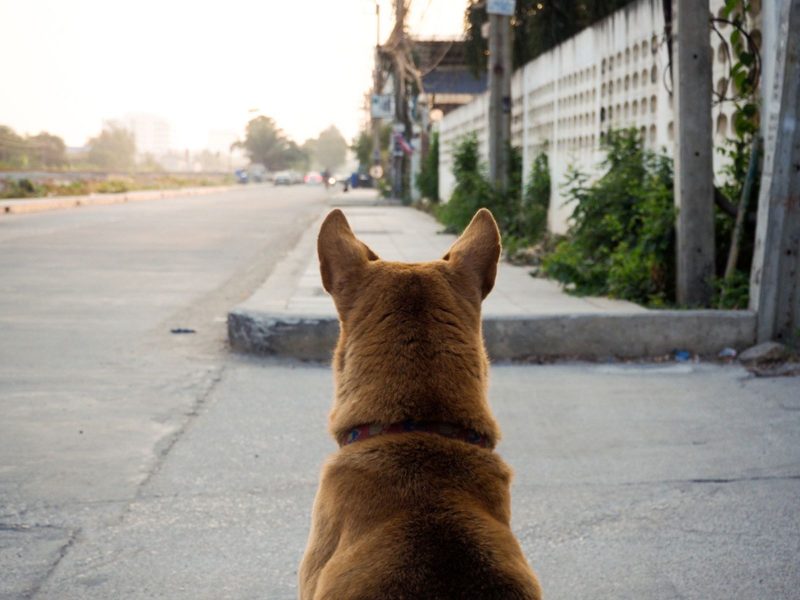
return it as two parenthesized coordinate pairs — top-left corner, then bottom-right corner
(228, 308), (757, 362)
(0, 185), (238, 216)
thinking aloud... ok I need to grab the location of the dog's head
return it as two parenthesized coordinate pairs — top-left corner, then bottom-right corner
(317, 209), (501, 445)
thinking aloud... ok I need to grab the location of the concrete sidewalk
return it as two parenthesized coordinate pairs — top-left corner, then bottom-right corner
(228, 190), (756, 360)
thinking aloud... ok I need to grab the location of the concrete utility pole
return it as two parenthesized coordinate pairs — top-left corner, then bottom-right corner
(390, 0), (411, 201)
(487, 2), (513, 191)
(672, 0), (715, 306)
(372, 1), (383, 175)
(749, 0), (800, 344)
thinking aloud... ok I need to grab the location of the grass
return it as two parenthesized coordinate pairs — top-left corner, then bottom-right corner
(0, 173), (235, 200)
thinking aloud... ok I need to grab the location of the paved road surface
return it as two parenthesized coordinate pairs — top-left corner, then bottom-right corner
(0, 184), (328, 598)
(1, 187), (799, 599)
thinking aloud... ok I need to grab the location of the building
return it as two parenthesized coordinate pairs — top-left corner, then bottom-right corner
(104, 113), (171, 156)
(413, 40), (488, 116)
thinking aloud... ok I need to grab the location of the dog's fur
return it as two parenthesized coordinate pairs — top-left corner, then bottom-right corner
(299, 208), (541, 600)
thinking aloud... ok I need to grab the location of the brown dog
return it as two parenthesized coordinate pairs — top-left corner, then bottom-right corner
(299, 208), (541, 600)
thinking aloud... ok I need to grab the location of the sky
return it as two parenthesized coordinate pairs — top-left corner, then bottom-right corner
(0, 0), (466, 151)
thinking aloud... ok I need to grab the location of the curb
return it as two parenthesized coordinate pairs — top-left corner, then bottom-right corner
(0, 185), (237, 216)
(228, 308), (757, 362)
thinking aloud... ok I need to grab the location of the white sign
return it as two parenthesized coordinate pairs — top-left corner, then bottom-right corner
(369, 165), (384, 179)
(371, 94), (395, 119)
(487, 0), (515, 16)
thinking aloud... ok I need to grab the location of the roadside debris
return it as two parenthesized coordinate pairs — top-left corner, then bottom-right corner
(674, 350), (692, 362)
(170, 328), (196, 334)
(738, 341), (790, 365)
(738, 341), (799, 377)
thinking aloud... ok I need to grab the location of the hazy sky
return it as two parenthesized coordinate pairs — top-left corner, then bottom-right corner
(0, 0), (465, 150)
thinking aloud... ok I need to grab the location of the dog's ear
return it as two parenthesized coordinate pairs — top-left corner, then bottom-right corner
(442, 208), (501, 300)
(318, 209), (379, 296)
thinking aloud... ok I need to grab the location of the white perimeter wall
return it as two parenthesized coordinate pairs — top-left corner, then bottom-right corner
(438, 0), (738, 234)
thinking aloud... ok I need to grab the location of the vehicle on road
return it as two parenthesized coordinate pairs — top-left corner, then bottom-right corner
(274, 172), (292, 186)
(304, 172), (323, 185)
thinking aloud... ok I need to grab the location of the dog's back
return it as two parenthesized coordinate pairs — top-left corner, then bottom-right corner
(299, 209), (541, 600)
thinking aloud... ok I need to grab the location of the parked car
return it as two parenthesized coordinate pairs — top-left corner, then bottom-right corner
(304, 172), (323, 185)
(235, 169), (248, 184)
(274, 171), (292, 185)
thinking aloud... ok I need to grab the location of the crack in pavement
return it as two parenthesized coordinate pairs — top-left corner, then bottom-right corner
(25, 527), (80, 600)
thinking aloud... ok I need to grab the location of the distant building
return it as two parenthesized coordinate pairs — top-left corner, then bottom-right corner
(104, 113), (171, 156)
(413, 40), (488, 116)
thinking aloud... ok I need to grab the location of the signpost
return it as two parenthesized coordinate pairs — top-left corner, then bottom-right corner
(371, 94), (395, 120)
(487, 0), (515, 16)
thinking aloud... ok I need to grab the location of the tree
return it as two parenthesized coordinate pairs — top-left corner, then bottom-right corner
(464, 0), (636, 74)
(312, 126), (348, 171)
(301, 138), (318, 170)
(232, 116), (304, 171)
(351, 130), (373, 171)
(0, 125), (29, 168)
(87, 126), (136, 171)
(28, 132), (67, 168)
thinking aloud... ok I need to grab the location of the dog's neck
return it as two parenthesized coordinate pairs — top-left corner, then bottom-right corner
(339, 419), (493, 449)
(329, 341), (501, 447)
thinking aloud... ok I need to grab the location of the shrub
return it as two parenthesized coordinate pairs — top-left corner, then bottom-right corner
(509, 150), (550, 246)
(437, 135), (493, 233)
(543, 129), (675, 306)
(95, 178), (132, 194)
(0, 178), (43, 199)
(416, 132), (439, 202)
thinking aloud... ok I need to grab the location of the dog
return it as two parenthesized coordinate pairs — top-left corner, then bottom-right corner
(299, 208), (542, 600)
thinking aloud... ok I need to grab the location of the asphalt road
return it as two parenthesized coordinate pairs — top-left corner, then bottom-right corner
(1, 187), (799, 599)
(0, 184), (329, 598)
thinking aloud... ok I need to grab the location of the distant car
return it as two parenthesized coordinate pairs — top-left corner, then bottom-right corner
(304, 172), (323, 185)
(235, 169), (248, 184)
(274, 171), (291, 185)
(357, 173), (373, 188)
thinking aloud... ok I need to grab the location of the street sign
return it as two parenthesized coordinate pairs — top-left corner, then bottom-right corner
(369, 165), (384, 179)
(487, 0), (516, 16)
(371, 94), (395, 119)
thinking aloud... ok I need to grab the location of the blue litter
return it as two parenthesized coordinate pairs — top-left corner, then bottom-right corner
(674, 350), (691, 362)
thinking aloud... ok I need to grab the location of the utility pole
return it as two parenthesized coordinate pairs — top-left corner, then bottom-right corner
(487, 0), (514, 191)
(749, 0), (800, 344)
(390, 0), (412, 202)
(372, 1), (383, 179)
(672, 0), (715, 307)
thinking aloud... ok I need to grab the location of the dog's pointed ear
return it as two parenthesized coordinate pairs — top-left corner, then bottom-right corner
(442, 208), (501, 300)
(318, 209), (379, 296)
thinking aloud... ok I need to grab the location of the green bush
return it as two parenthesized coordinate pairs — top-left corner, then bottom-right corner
(437, 135), (493, 233)
(95, 178), (132, 194)
(416, 132), (440, 202)
(543, 129), (675, 306)
(713, 269), (750, 309)
(437, 136), (555, 260)
(510, 150), (550, 246)
(0, 178), (42, 199)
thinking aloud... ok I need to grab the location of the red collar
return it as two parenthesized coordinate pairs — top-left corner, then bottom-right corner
(342, 419), (492, 449)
